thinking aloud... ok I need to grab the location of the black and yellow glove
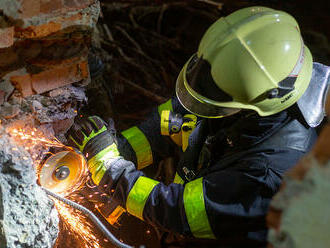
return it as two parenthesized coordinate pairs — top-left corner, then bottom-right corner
(67, 116), (120, 185)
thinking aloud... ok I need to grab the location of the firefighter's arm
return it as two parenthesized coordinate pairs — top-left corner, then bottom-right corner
(67, 117), (204, 236)
(116, 96), (190, 170)
(66, 115), (221, 239)
(108, 165), (272, 241)
(101, 159), (218, 239)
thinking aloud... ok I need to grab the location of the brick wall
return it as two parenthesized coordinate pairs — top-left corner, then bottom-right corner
(0, 0), (100, 133)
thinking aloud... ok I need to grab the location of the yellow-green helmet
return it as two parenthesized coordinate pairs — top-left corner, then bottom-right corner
(176, 6), (313, 118)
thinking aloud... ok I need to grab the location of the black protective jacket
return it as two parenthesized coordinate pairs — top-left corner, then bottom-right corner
(99, 96), (317, 247)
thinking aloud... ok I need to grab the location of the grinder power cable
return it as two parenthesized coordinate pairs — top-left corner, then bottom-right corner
(38, 150), (134, 248)
(42, 187), (133, 248)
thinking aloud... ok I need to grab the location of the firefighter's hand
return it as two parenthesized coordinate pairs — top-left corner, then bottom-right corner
(67, 116), (120, 185)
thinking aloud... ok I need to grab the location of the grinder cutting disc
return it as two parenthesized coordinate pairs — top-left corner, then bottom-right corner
(38, 150), (87, 196)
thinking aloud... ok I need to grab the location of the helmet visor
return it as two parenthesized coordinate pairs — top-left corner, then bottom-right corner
(176, 57), (241, 118)
(185, 54), (234, 102)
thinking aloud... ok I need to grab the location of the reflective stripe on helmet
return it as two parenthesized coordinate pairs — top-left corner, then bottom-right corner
(183, 177), (216, 239)
(126, 176), (159, 220)
(121, 127), (153, 169)
(158, 99), (173, 116)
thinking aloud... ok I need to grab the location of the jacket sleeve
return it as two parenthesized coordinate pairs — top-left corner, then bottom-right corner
(116, 96), (189, 170)
(99, 152), (289, 240)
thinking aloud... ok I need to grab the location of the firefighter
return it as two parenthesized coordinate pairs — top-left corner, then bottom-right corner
(67, 6), (330, 247)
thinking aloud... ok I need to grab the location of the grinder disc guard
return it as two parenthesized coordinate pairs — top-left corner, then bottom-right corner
(38, 151), (88, 196)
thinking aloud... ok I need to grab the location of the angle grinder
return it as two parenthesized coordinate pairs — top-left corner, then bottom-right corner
(38, 150), (133, 248)
(38, 150), (88, 196)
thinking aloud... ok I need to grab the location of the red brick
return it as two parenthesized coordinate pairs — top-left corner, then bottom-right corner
(64, 0), (79, 8)
(15, 22), (62, 39)
(40, 0), (62, 14)
(21, 0), (41, 19)
(10, 74), (34, 97)
(31, 61), (88, 94)
(14, 11), (91, 39)
(14, 1), (98, 39)
(0, 27), (14, 48)
(9, 60), (89, 97)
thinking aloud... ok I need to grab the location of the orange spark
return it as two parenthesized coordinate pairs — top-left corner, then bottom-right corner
(9, 127), (66, 149)
(54, 200), (101, 248)
(8, 124), (106, 248)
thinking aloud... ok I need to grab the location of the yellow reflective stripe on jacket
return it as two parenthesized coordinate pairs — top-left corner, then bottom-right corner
(87, 143), (120, 185)
(173, 172), (184, 184)
(183, 177), (216, 239)
(160, 110), (170, 136)
(121, 126), (153, 169)
(126, 176), (159, 220)
(158, 99), (173, 116)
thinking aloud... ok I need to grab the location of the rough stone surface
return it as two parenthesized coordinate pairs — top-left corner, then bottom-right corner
(0, 27), (14, 48)
(26, 85), (86, 125)
(267, 92), (330, 247)
(268, 158), (330, 248)
(0, 1), (100, 33)
(0, 128), (59, 248)
(0, 0), (100, 247)
(0, 79), (15, 103)
(0, 103), (20, 119)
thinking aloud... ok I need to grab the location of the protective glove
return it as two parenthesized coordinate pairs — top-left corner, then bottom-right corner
(66, 116), (121, 185)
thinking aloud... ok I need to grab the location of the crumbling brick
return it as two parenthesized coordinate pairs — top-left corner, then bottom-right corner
(18, 0), (95, 18)
(40, 0), (63, 15)
(21, 0), (41, 19)
(15, 22), (62, 39)
(14, 1), (100, 39)
(10, 61), (88, 97)
(10, 74), (33, 97)
(31, 61), (89, 94)
(0, 27), (14, 49)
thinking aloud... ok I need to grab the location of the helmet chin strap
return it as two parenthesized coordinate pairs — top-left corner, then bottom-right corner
(297, 63), (330, 127)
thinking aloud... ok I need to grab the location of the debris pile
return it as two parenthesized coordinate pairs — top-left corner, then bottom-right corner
(0, 0), (100, 137)
(0, 0), (100, 247)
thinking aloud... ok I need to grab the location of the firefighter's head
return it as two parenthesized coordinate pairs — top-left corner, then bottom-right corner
(176, 6), (312, 118)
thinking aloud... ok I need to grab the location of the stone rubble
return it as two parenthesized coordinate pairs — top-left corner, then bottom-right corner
(0, 128), (59, 248)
